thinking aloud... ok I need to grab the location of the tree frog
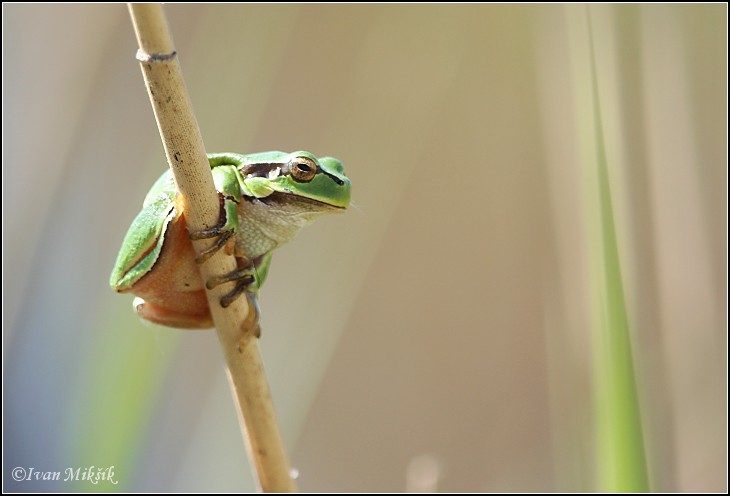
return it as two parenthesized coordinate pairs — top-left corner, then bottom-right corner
(110, 151), (351, 330)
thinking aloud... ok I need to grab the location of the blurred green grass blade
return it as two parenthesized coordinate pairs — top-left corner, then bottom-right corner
(68, 303), (179, 492)
(586, 11), (650, 492)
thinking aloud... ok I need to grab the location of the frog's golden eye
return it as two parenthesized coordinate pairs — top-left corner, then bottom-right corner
(288, 156), (318, 183)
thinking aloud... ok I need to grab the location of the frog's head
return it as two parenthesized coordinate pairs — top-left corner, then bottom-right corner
(241, 151), (351, 209)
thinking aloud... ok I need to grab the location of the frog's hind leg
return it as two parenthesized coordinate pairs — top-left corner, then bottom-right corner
(133, 296), (213, 329)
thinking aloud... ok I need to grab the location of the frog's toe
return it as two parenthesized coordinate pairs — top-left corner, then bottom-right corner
(193, 228), (235, 264)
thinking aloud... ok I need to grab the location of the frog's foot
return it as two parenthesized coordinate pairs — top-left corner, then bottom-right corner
(242, 293), (262, 340)
(190, 227), (234, 264)
(206, 265), (256, 308)
(189, 194), (239, 264)
(207, 269), (262, 340)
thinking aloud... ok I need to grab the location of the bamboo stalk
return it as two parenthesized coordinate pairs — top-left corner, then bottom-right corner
(127, 4), (297, 492)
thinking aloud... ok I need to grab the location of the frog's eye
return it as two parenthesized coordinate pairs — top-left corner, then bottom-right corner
(288, 156), (318, 183)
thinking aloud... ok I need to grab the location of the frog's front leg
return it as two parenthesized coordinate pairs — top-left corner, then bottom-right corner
(188, 165), (257, 310)
(189, 165), (242, 262)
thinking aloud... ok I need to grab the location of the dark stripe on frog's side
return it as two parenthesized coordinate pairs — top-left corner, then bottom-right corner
(240, 162), (283, 178)
(320, 170), (345, 185)
(240, 162), (344, 186)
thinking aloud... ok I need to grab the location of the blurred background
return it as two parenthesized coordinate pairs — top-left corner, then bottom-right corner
(3, 4), (726, 492)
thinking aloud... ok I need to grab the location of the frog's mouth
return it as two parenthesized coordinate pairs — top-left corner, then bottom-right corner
(247, 192), (346, 212)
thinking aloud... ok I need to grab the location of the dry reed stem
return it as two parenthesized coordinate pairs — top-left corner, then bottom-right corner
(127, 4), (297, 492)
